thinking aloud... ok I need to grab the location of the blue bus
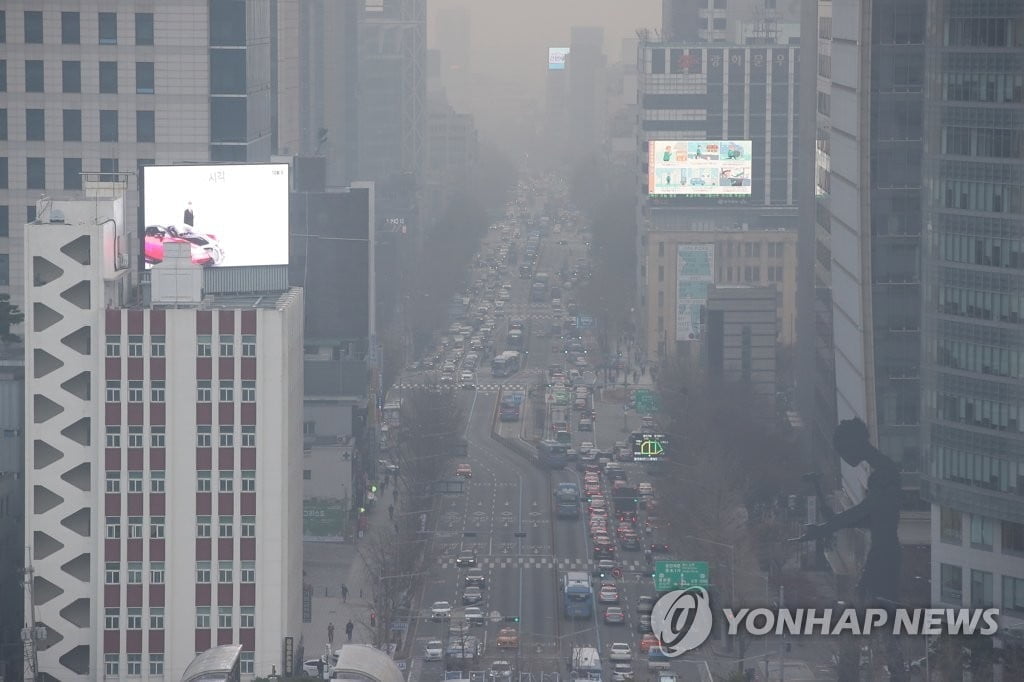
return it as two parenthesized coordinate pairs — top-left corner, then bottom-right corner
(563, 572), (594, 619)
(537, 440), (569, 469)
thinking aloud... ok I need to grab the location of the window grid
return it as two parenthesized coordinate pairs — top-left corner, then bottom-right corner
(150, 562), (165, 584)
(151, 426), (166, 449)
(128, 471), (143, 493)
(105, 471), (120, 493)
(196, 607), (211, 628)
(241, 515), (255, 537)
(197, 515), (211, 538)
(150, 608), (164, 630)
(150, 516), (165, 539)
(219, 471), (234, 492)
(219, 516), (233, 538)
(218, 561), (233, 583)
(220, 335), (234, 355)
(151, 380), (165, 402)
(242, 470), (256, 492)
(196, 561), (211, 583)
(127, 335), (143, 356)
(151, 335), (165, 356)
(105, 562), (119, 584)
(105, 426), (120, 448)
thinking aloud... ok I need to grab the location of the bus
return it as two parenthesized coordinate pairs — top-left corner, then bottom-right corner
(555, 483), (581, 519)
(569, 647), (602, 681)
(562, 572), (594, 619)
(507, 329), (525, 352)
(491, 351), (521, 378)
(537, 440), (569, 469)
(499, 391), (524, 422)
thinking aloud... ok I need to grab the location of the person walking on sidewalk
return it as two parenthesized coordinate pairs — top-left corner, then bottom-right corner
(345, 620), (354, 642)
(328, 622), (335, 645)
(388, 504), (395, 521)
(341, 583), (348, 602)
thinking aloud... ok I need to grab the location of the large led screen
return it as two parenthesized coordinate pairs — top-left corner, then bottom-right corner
(142, 163), (290, 269)
(648, 140), (753, 197)
(549, 47), (570, 70)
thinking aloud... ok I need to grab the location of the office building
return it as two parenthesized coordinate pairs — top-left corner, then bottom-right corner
(920, 0), (1024, 624)
(0, 352), (25, 680)
(24, 196), (303, 679)
(0, 1), (282, 314)
(434, 6), (472, 114)
(662, 0), (788, 44)
(705, 285), (778, 396)
(566, 27), (608, 167)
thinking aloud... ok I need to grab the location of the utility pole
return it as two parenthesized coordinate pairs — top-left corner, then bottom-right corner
(778, 585), (785, 682)
(22, 547), (44, 681)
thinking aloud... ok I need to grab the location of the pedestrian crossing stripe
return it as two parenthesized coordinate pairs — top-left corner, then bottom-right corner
(437, 557), (649, 571)
(396, 383), (527, 392)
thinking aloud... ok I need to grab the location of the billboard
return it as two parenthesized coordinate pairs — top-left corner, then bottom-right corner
(676, 244), (715, 341)
(142, 163), (290, 269)
(303, 497), (349, 540)
(549, 47), (570, 70)
(648, 140), (753, 197)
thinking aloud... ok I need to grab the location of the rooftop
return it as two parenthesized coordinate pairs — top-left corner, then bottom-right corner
(149, 287), (302, 311)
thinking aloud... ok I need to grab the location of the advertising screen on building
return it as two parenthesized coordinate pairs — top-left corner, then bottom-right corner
(648, 140), (753, 197)
(676, 244), (715, 341)
(549, 47), (570, 70)
(142, 163), (290, 269)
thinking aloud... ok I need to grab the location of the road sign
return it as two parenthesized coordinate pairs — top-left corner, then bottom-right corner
(631, 432), (668, 460)
(632, 389), (658, 414)
(489, 610), (503, 623)
(390, 622), (409, 632)
(434, 479), (465, 494)
(576, 315), (595, 329)
(654, 560), (709, 591)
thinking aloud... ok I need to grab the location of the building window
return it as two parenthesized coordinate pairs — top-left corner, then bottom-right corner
(63, 158), (82, 190)
(940, 507), (962, 544)
(127, 561), (142, 583)
(658, 242), (665, 258)
(105, 562), (120, 584)
(27, 157), (45, 189)
(128, 426), (143, 448)
(135, 62), (154, 93)
(1004, 521), (1024, 555)
(26, 205), (36, 223)
(126, 334), (142, 356)
(197, 424), (212, 447)
(61, 60), (82, 94)
(218, 560), (233, 583)
(219, 429), (234, 448)
(149, 608), (164, 630)
(106, 516), (120, 539)
(303, 469), (311, 480)
(219, 380), (234, 402)
(0, 109), (5, 140)
(150, 469), (165, 492)
(106, 335), (121, 357)
(25, 60), (43, 92)
(127, 653), (141, 675)
(218, 335), (235, 357)
(240, 652), (254, 674)
(241, 470), (255, 492)
(242, 335), (256, 356)
(99, 62), (118, 93)
(151, 380), (165, 402)
(940, 563), (963, 604)
(218, 607), (232, 629)
(196, 561), (211, 583)
(100, 109), (118, 141)
(971, 570), (993, 607)
(240, 606), (255, 628)
(105, 426), (121, 448)
(105, 380), (120, 402)
(62, 11), (80, 44)
(150, 516), (164, 539)
(198, 471), (212, 492)
(0, 61), (6, 92)
(1003, 576), (1024, 613)
(99, 157), (119, 182)
(241, 426), (255, 447)
(63, 109), (82, 141)
(106, 471), (120, 493)
(150, 561), (165, 584)
(135, 13), (154, 45)
(149, 335), (165, 356)
(196, 606), (211, 628)
(136, 110), (155, 142)
(26, 108), (44, 141)
(971, 515), (994, 549)
(241, 515), (255, 537)
(149, 653), (164, 675)
(127, 516), (143, 539)
(104, 608), (119, 629)
(197, 515), (211, 538)
(24, 11), (43, 43)
(219, 516), (233, 538)
(151, 426), (165, 448)
(105, 654), (119, 676)
(241, 380), (255, 402)
(127, 380), (143, 402)
(126, 607), (142, 629)
(219, 470), (234, 492)
(198, 334), (212, 356)
(98, 12), (117, 44)
(128, 471), (143, 493)
(241, 561), (255, 583)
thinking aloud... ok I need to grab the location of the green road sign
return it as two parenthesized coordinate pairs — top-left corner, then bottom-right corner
(303, 497), (349, 539)
(633, 389), (658, 415)
(654, 560), (709, 592)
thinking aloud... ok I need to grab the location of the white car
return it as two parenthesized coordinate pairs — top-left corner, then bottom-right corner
(460, 371), (476, 388)
(424, 640), (444, 662)
(431, 601), (452, 621)
(609, 642), (633, 662)
(611, 663), (634, 682)
(489, 660), (514, 680)
(580, 442), (595, 452)
(464, 606), (486, 626)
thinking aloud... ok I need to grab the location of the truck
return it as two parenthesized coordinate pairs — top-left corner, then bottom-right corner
(611, 482), (638, 516)
(570, 646), (602, 681)
(554, 482), (581, 519)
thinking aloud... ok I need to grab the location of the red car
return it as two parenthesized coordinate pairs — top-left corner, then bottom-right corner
(144, 225), (225, 266)
(639, 634), (659, 653)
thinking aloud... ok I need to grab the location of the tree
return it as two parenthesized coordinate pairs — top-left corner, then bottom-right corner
(0, 295), (24, 343)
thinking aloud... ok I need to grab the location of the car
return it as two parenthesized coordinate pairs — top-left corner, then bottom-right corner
(456, 550), (477, 567)
(489, 660), (514, 681)
(460, 371), (476, 389)
(464, 607), (486, 625)
(639, 634), (659, 653)
(637, 483), (654, 496)
(302, 657), (332, 678)
(647, 647), (671, 671)
(621, 534), (642, 550)
(465, 569), (486, 587)
(431, 601), (452, 620)
(637, 596), (656, 614)
(456, 464), (473, 478)
(424, 640), (444, 661)
(496, 627), (519, 648)
(599, 585), (620, 604)
(604, 607), (626, 624)
(449, 619), (470, 636)
(462, 586), (483, 605)
(446, 635), (481, 660)
(648, 542), (671, 553)
(593, 559), (618, 578)
(580, 442), (595, 451)
(638, 614), (653, 633)
(611, 663), (634, 682)
(609, 643), (633, 662)
(144, 225), (226, 267)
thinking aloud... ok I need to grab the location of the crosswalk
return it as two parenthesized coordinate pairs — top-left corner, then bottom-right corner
(395, 383), (527, 393)
(437, 556), (650, 571)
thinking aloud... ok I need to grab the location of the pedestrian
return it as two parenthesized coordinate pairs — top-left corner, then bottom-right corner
(328, 621), (335, 644)
(345, 620), (354, 642)
(341, 584), (348, 602)
(370, 611), (377, 627)
(388, 504), (395, 520)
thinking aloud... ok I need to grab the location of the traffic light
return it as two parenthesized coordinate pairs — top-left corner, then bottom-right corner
(504, 616), (519, 623)
(370, 484), (378, 493)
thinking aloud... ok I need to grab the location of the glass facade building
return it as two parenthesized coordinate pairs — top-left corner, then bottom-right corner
(921, 0), (1024, 611)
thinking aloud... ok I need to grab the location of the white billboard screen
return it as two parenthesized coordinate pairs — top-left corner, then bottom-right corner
(648, 140), (753, 197)
(142, 163), (290, 269)
(549, 47), (570, 70)
(676, 244), (715, 342)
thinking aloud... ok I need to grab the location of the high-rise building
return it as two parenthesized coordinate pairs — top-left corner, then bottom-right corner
(920, 0), (1024, 621)
(0, 351), (25, 680)
(0, 1), (280, 314)
(435, 6), (472, 114)
(567, 27), (608, 167)
(24, 197), (303, 679)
